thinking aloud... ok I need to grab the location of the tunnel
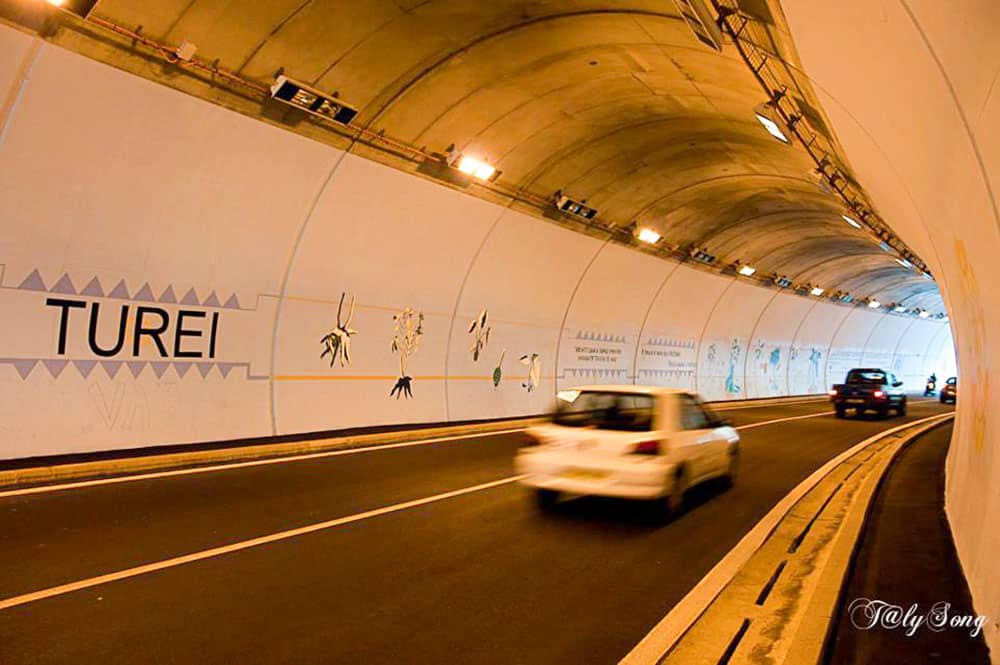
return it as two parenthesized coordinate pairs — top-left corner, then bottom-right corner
(0, 1), (993, 663)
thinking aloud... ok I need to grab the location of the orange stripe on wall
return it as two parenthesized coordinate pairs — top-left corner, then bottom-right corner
(275, 374), (552, 382)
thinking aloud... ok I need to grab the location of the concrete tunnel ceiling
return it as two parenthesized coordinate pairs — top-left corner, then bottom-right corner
(74, 0), (942, 313)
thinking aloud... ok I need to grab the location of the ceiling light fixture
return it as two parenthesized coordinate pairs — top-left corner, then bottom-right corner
(919, 310), (931, 318)
(894, 304), (908, 313)
(810, 286), (825, 297)
(896, 257), (912, 268)
(455, 155), (497, 181)
(738, 265), (757, 276)
(868, 300), (882, 309)
(636, 227), (661, 244)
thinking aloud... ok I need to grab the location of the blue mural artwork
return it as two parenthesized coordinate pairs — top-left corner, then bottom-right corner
(808, 347), (823, 391)
(768, 347), (782, 393)
(724, 338), (742, 394)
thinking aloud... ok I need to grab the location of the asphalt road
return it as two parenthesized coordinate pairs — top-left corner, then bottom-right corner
(0, 397), (953, 664)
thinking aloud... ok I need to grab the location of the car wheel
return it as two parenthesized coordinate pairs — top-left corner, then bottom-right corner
(722, 448), (739, 488)
(667, 468), (689, 515)
(835, 405), (846, 418)
(534, 488), (559, 511)
(898, 400), (907, 417)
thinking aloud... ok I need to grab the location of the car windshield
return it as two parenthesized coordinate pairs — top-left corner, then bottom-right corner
(846, 370), (886, 384)
(552, 390), (654, 431)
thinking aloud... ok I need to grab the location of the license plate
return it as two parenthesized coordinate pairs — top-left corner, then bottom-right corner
(560, 468), (608, 481)
(846, 398), (864, 404)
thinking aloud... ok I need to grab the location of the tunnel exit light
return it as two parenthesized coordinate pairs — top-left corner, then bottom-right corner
(842, 215), (862, 229)
(637, 228), (661, 244)
(738, 265), (757, 276)
(810, 286), (825, 296)
(455, 155), (497, 181)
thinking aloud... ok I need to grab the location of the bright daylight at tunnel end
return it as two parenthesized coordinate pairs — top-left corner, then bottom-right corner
(0, 0), (995, 663)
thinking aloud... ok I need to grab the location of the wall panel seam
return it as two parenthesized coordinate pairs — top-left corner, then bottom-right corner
(629, 262), (682, 385)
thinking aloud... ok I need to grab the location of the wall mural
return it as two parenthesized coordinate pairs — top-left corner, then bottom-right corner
(752, 340), (783, 394)
(468, 309), (491, 362)
(561, 328), (630, 383)
(390, 307), (423, 399)
(791, 345), (824, 393)
(492, 350), (505, 388)
(320, 292), (358, 368)
(520, 353), (541, 392)
(725, 338), (743, 395)
(637, 337), (697, 383)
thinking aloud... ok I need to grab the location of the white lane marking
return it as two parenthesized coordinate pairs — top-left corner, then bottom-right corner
(0, 429), (528, 500)
(619, 411), (955, 664)
(714, 397), (826, 412)
(0, 400), (858, 500)
(0, 474), (527, 611)
(734, 410), (833, 431)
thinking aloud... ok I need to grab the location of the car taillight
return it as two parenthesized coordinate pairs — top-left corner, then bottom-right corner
(631, 440), (660, 455)
(873, 390), (886, 398)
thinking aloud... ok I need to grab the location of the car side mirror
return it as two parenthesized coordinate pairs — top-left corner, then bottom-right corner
(893, 381), (903, 387)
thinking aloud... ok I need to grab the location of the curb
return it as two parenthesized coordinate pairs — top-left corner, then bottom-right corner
(0, 394), (829, 492)
(621, 412), (955, 665)
(0, 417), (543, 490)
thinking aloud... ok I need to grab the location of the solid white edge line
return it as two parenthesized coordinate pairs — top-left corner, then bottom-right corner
(0, 428), (528, 499)
(714, 397), (826, 412)
(0, 474), (527, 611)
(618, 411), (955, 664)
(2, 404), (839, 499)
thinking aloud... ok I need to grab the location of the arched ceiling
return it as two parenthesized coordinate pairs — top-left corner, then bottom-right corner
(72, 0), (942, 313)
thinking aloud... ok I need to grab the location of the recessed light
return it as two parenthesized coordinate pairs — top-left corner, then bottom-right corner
(456, 155), (497, 181)
(637, 228), (661, 244)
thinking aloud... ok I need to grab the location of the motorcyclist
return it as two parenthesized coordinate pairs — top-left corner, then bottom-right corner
(924, 372), (938, 396)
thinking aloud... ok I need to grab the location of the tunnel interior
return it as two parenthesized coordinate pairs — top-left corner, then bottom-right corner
(6, 0), (999, 660)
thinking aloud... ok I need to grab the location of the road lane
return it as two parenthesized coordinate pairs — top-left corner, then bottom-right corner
(0, 398), (953, 664)
(0, 400), (830, 599)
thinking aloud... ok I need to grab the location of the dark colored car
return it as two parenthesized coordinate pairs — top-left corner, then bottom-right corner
(829, 368), (907, 419)
(940, 377), (957, 404)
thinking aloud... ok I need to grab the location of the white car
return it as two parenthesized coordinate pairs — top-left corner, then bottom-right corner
(515, 385), (740, 514)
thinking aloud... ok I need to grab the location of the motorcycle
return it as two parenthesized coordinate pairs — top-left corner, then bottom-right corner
(924, 378), (937, 396)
